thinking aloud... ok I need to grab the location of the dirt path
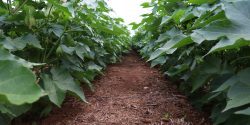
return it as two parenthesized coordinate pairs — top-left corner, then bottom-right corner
(37, 52), (210, 125)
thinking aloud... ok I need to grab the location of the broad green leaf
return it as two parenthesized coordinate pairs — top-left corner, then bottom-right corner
(160, 15), (171, 25)
(224, 83), (250, 111)
(0, 60), (44, 105)
(22, 34), (43, 49)
(191, 74), (212, 92)
(1, 34), (42, 50)
(1, 37), (26, 51)
(238, 68), (250, 84)
(213, 76), (238, 92)
(41, 74), (65, 107)
(150, 56), (168, 68)
(165, 64), (189, 77)
(87, 62), (103, 72)
(155, 28), (180, 43)
(223, 68), (250, 111)
(190, 32), (205, 44)
(207, 38), (250, 54)
(192, 1), (250, 44)
(47, 0), (71, 17)
(0, 104), (31, 117)
(224, 1), (250, 26)
(161, 34), (188, 50)
(235, 108), (250, 115)
(172, 9), (186, 23)
(50, 24), (64, 38)
(0, 47), (44, 68)
(51, 68), (87, 102)
(148, 48), (176, 61)
(149, 29), (191, 61)
(172, 36), (193, 48)
(60, 45), (75, 55)
(180, 7), (196, 23)
(191, 10), (225, 29)
(191, 58), (225, 92)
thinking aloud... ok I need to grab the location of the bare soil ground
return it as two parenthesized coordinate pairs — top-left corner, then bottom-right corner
(21, 52), (211, 125)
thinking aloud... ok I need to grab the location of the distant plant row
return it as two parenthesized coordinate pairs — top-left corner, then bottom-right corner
(133, 0), (250, 124)
(0, 0), (130, 124)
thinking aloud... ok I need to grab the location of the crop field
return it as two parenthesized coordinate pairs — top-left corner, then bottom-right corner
(0, 0), (250, 125)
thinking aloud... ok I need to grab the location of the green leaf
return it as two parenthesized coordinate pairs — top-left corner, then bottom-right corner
(148, 28), (191, 61)
(189, 0), (216, 5)
(172, 9), (186, 23)
(192, 1), (250, 44)
(22, 34), (43, 49)
(1, 34), (43, 50)
(51, 68), (87, 102)
(50, 24), (64, 38)
(160, 15), (171, 25)
(150, 56), (168, 68)
(165, 64), (189, 77)
(1, 37), (26, 51)
(148, 48), (176, 61)
(238, 68), (250, 84)
(224, 83), (250, 111)
(0, 47), (44, 68)
(141, 2), (151, 8)
(213, 76), (238, 92)
(41, 74), (65, 107)
(190, 58), (226, 92)
(87, 62), (103, 72)
(207, 38), (250, 54)
(223, 68), (250, 111)
(0, 60), (44, 105)
(47, 0), (71, 17)
(235, 108), (250, 115)
(191, 74), (212, 92)
(0, 104), (31, 117)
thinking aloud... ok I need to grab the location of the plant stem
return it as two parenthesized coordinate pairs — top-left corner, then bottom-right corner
(7, 0), (11, 14)
(45, 31), (65, 60)
(12, 0), (28, 14)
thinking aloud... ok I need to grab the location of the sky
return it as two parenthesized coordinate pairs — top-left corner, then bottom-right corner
(106, 0), (151, 27)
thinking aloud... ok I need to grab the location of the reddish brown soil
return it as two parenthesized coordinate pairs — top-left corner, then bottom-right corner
(21, 52), (211, 125)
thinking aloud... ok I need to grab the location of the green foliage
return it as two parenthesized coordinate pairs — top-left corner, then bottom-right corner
(0, 0), (130, 124)
(133, 0), (250, 124)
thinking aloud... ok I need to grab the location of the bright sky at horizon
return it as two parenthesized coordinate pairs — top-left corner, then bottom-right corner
(106, 0), (151, 26)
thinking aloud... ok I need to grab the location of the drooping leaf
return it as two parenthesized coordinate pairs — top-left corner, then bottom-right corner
(0, 47), (44, 68)
(0, 60), (44, 105)
(47, 0), (71, 17)
(51, 67), (87, 102)
(207, 38), (250, 54)
(41, 74), (65, 107)
(224, 83), (250, 111)
(50, 24), (64, 38)
(22, 34), (43, 49)
(224, 68), (250, 111)
(150, 56), (168, 68)
(192, 1), (250, 45)
(235, 108), (250, 115)
(0, 104), (31, 118)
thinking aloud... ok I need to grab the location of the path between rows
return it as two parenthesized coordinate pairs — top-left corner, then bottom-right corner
(37, 52), (210, 125)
